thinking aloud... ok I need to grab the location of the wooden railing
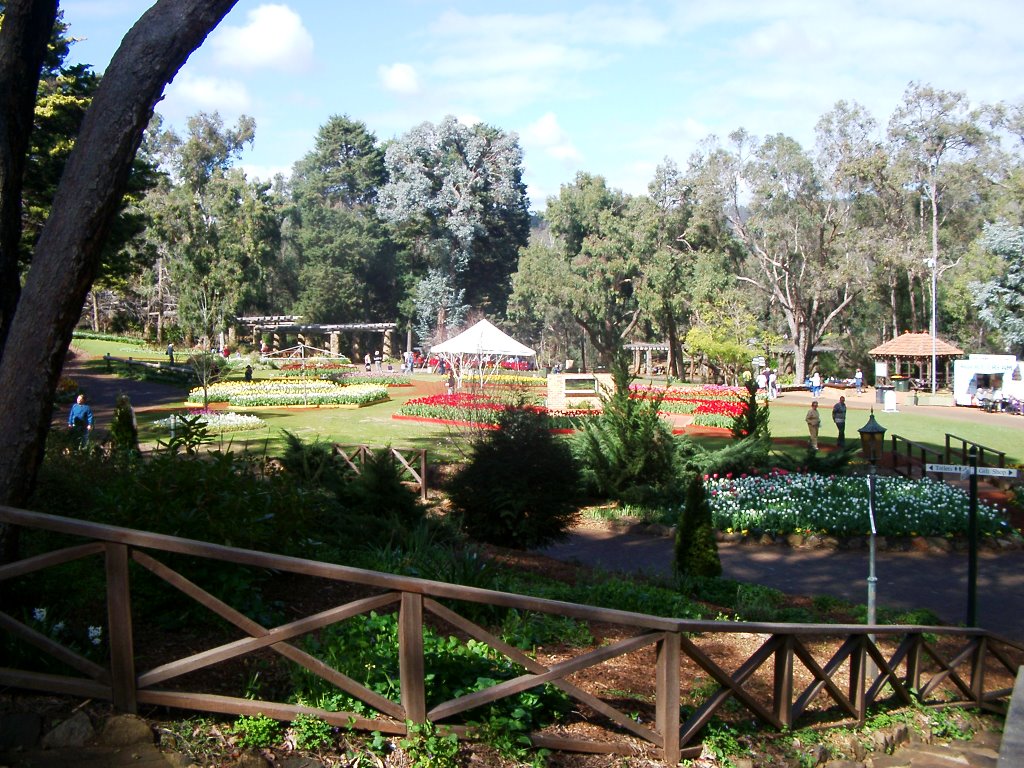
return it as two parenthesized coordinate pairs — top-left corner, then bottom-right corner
(332, 444), (428, 500)
(946, 434), (1007, 470)
(889, 434), (944, 480)
(1, 506), (1021, 764)
(102, 353), (194, 381)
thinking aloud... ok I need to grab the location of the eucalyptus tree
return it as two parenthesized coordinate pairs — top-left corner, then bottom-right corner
(686, 123), (870, 383)
(144, 112), (280, 346)
(377, 116), (529, 340)
(511, 173), (650, 367)
(974, 222), (1024, 354)
(887, 83), (997, 349)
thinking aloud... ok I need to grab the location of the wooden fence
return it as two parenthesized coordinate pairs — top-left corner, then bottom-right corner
(890, 434), (944, 480)
(332, 444), (428, 500)
(1, 506), (1021, 763)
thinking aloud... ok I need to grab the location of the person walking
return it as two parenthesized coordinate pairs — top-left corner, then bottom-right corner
(810, 370), (822, 397)
(166, 343), (174, 365)
(854, 367), (864, 395)
(832, 396), (847, 448)
(67, 393), (94, 449)
(805, 400), (821, 451)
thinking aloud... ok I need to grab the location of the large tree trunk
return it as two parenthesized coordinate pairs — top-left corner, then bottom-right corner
(0, 0), (59, 352)
(0, 0), (239, 517)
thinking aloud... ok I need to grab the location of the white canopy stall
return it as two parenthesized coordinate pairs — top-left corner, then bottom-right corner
(430, 319), (536, 388)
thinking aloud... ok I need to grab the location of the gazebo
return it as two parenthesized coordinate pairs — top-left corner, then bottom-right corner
(868, 332), (963, 389)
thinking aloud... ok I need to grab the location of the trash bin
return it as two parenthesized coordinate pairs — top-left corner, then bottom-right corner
(875, 385), (894, 404)
(893, 378), (910, 392)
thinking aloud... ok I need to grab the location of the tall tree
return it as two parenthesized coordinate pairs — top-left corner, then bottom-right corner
(974, 221), (1024, 354)
(377, 116), (529, 338)
(143, 112), (280, 345)
(0, 0), (239, 517)
(687, 126), (868, 383)
(288, 115), (398, 324)
(512, 173), (648, 366)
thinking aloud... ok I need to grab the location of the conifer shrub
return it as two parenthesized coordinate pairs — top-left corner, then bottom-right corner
(448, 404), (581, 549)
(574, 355), (680, 504)
(109, 393), (139, 453)
(674, 473), (721, 579)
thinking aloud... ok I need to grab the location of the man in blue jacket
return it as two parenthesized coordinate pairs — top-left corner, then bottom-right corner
(67, 393), (94, 448)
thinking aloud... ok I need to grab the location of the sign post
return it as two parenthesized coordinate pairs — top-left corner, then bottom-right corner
(924, 457), (1020, 628)
(967, 447), (978, 627)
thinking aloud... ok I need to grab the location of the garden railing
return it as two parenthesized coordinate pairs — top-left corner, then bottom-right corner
(890, 433), (944, 480)
(1, 505), (1022, 764)
(945, 434), (1007, 471)
(331, 444), (428, 500)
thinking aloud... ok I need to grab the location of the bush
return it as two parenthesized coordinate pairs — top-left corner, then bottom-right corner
(448, 403), (581, 549)
(109, 393), (139, 454)
(674, 473), (721, 579)
(574, 355), (679, 504)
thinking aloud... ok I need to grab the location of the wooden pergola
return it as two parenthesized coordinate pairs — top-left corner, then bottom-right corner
(868, 332), (963, 387)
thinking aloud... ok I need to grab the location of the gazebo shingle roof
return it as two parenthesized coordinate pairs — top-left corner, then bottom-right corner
(868, 332), (963, 358)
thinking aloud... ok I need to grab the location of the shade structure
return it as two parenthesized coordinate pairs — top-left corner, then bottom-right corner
(868, 331), (963, 388)
(431, 319), (535, 387)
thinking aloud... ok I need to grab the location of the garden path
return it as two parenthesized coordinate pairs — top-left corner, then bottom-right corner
(540, 524), (1024, 642)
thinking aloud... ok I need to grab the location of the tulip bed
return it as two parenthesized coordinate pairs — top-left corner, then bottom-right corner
(152, 409), (266, 434)
(630, 384), (748, 428)
(395, 393), (592, 430)
(703, 470), (1014, 538)
(329, 372), (412, 387)
(187, 380), (388, 407)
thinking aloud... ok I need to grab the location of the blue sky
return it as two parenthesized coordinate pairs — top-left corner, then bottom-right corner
(62, 1), (1024, 210)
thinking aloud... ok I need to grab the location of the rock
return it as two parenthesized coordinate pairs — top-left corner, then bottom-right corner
(0, 712), (43, 750)
(278, 757), (327, 767)
(925, 536), (952, 552)
(40, 710), (94, 749)
(234, 749), (271, 767)
(98, 714), (154, 747)
(910, 537), (930, 552)
(785, 533), (805, 548)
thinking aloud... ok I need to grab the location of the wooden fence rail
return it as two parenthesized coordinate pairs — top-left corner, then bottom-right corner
(332, 444), (428, 500)
(945, 433), (1007, 470)
(890, 434), (944, 480)
(1, 506), (1021, 764)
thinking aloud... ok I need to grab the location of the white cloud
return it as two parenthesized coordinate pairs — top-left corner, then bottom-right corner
(522, 113), (582, 164)
(379, 63), (420, 95)
(211, 4), (314, 73)
(163, 73), (252, 118)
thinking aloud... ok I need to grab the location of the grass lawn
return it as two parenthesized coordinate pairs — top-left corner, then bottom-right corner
(72, 339), (1024, 465)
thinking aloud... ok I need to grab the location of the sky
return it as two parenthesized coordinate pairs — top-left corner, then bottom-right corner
(61, 1), (1024, 210)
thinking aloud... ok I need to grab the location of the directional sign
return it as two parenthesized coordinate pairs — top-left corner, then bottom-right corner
(925, 463), (1019, 479)
(926, 463), (969, 474)
(976, 467), (1019, 478)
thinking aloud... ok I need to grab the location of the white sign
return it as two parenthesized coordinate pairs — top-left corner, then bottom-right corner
(925, 463), (1020, 479)
(752, 356), (766, 366)
(976, 467), (1020, 478)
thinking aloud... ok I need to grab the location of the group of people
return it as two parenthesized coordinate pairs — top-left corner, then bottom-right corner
(754, 368), (780, 399)
(805, 395), (847, 451)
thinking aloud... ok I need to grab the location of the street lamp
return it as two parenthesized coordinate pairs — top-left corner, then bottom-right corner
(857, 410), (887, 631)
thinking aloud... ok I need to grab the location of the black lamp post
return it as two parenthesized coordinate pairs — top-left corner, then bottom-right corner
(857, 410), (887, 630)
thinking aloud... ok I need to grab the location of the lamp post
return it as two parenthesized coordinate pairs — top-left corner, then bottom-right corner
(858, 410), (887, 630)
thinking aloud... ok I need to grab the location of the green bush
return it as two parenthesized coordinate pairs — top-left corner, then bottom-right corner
(574, 355), (679, 504)
(109, 393), (139, 454)
(674, 473), (722, 579)
(229, 714), (282, 749)
(448, 403), (581, 549)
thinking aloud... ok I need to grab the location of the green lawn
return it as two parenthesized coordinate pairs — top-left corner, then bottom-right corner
(70, 339), (1024, 465)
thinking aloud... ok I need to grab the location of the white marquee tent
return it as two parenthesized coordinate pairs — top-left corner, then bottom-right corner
(430, 319), (535, 387)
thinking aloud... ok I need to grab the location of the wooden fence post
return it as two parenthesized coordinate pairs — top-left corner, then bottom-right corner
(773, 635), (794, 727)
(399, 593), (426, 725)
(105, 543), (136, 713)
(656, 631), (680, 765)
(419, 450), (427, 501)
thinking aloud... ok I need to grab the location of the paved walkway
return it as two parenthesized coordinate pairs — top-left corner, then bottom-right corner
(542, 526), (1024, 641)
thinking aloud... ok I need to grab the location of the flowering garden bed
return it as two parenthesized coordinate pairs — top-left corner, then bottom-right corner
(152, 409), (266, 434)
(394, 390), (746, 430)
(702, 471), (1016, 539)
(187, 380), (388, 407)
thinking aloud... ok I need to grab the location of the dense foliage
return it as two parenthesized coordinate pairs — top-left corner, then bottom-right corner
(447, 404), (581, 549)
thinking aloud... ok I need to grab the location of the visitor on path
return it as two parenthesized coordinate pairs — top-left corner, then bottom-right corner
(810, 370), (822, 397)
(854, 367), (864, 394)
(166, 343), (174, 365)
(756, 370), (767, 392)
(805, 400), (821, 451)
(373, 350), (382, 371)
(832, 396), (847, 448)
(67, 393), (94, 449)
(767, 369), (778, 399)
(364, 353), (371, 372)
(244, 365), (253, 382)
(446, 370), (456, 396)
